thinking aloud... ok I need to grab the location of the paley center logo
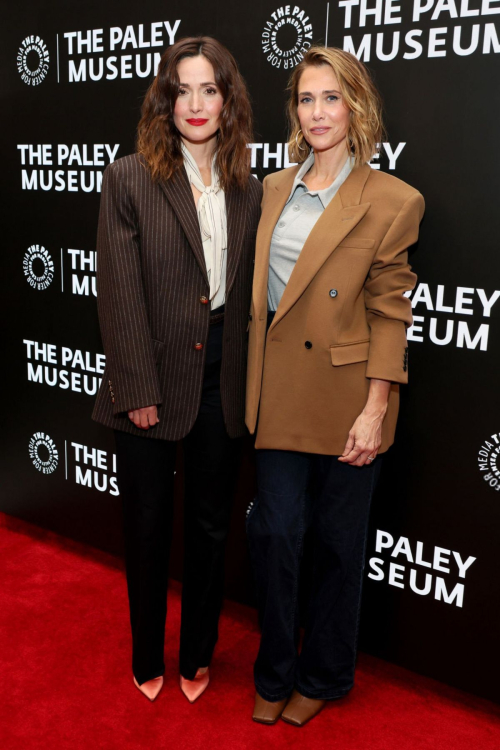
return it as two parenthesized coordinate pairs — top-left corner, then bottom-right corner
(478, 432), (500, 491)
(29, 432), (59, 474)
(17, 35), (49, 86)
(18, 21), (181, 87)
(28, 431), (118, 494)
(23, 244), (97, 297)
(262, 5), (314, 68)
(23, 245), (55, 291)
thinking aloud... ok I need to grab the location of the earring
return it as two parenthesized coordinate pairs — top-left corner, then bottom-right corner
(295, 129), (307, 152)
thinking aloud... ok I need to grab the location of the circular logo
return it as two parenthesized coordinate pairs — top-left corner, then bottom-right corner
(261, 6), (313, 70)
(29, 432), (59, 475)
(23, 244), (54, 290)
(477, 433), (500, 491)
(17, 35), (50, 86)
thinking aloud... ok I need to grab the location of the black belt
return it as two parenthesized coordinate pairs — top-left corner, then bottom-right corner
(209, 304), (225, 326)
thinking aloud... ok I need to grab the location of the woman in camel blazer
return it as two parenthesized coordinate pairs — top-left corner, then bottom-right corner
(246, 47), (424, 727)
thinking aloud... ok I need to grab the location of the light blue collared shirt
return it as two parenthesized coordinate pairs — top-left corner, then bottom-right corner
(268, 152), (354, 312)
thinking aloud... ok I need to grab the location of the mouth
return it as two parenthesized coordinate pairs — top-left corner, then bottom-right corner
(309, 127), (330, 135)
(186, 118), (209, 126)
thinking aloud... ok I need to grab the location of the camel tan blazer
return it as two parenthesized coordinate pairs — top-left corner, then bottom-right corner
(245, 163), (424, 455)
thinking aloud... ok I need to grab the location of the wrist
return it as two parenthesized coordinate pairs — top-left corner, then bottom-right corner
(364, 378), (391, 419)
(362, 401), (388, 419)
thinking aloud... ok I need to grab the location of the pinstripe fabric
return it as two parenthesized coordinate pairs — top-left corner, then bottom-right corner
(92, 153), (262, 440)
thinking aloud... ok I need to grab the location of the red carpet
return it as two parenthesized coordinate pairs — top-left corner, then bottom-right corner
(1, 513), (499, 750)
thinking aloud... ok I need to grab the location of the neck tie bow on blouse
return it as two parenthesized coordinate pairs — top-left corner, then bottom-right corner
(181, 142), (227, 303)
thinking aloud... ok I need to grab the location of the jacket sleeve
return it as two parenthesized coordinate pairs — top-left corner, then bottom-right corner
(96, 162), (162, 414)
(364, 191), (424, 384)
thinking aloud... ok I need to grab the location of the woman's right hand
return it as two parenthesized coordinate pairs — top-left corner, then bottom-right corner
(127, 405), (159, 430)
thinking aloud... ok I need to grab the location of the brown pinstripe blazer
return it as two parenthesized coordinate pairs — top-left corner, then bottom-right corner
(92, 153), (262, 440)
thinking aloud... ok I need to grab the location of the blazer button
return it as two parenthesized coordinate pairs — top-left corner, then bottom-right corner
(329, 289), (338, 298)
(200, 295), (208, 304)
(305, 341), (312, 349)
(194, 343), (203, 350)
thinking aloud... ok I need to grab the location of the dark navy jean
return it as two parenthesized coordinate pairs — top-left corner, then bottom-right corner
(246, 448), (382, 701)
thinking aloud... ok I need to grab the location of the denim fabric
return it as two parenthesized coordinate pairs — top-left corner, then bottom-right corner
(247, 448), (382, 701)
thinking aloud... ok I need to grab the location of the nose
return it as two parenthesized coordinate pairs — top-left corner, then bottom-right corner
(312, 100), (325, 121)
(189, 92), (202, 113)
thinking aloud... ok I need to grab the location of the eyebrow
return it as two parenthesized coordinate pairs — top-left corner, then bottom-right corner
(299, 89), (341, 96)
(178, 81), (217, 87)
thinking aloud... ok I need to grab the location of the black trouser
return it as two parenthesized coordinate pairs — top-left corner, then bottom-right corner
(114, 317), (241, 684)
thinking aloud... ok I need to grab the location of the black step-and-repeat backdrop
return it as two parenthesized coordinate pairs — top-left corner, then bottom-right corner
(2, 1), (499, 704)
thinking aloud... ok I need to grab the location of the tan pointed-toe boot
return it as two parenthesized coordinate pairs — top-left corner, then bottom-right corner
(252, 692), (289, 724)
(281, 689), (326, 726)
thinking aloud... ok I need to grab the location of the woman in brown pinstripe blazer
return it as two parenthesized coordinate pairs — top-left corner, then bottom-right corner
(92, 37), (262, 704)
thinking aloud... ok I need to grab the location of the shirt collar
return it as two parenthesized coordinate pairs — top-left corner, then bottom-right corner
(286, 152), (355, 209)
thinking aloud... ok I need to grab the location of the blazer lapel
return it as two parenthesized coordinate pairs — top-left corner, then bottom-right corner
(158, 167), (208, 285)
(269, 164), (372, 333)
(253, 167), (298, 318)
(225, 187), (246, 298)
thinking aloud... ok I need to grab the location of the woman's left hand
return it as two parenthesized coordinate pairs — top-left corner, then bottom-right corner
(338, 411), (384, 466)
(338, 378), (391, 466)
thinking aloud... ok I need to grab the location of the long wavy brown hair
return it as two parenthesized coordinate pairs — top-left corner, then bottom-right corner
(287, 47), (385, 168)
(137, 37), (253, 190)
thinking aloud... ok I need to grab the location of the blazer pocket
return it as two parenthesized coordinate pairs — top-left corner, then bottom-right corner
(330, 340), (370, 366)
(337, 238), (375, 249)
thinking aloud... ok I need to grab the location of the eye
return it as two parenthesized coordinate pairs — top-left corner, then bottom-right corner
(178, 88), (187, 96)
(204, 87), (217, 95)
(327, 95), (339, 102)
(299, 96), (312, 104)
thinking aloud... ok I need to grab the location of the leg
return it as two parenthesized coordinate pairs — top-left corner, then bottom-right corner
(179, 324), (241, 680)
(296, 456), (382, 699)
(247, 449), (312, 702)
(114, 430), (176, 685)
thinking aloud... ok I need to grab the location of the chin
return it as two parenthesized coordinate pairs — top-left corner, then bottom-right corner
(180, 133), (209, 144)
(183, 127), (217, 141)
(308, 138), (334, 150)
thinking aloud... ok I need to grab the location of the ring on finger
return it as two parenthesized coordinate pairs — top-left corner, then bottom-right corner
(367, 456), (375, 462)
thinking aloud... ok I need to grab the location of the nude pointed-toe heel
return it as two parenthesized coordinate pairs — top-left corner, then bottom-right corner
(133, 675), (164, 702)
(179, 667), (210, 703)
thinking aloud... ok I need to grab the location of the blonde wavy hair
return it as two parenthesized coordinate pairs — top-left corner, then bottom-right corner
(287, 47), (385, 168)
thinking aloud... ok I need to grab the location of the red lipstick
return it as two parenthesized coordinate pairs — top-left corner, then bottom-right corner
(186, 118), (209, 126)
